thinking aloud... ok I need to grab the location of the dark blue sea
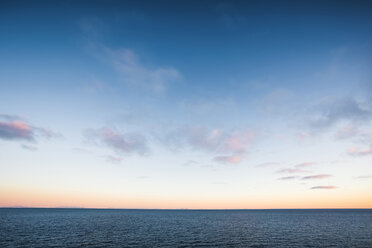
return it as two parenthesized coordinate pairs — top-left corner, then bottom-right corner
(0, 208), (371, 247)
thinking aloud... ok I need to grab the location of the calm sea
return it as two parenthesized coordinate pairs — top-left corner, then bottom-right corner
(0, 208), (371, 247)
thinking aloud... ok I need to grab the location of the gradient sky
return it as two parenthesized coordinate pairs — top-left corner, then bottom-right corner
(1, 0), (372, 209)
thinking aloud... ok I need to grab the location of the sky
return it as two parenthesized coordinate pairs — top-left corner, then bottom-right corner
(0, 0), (372, 209)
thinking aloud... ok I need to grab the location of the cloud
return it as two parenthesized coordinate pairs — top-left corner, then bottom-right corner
(302, 174), (332, 180)
(277, 168), (310, 174)
(354, 175), (371, 179)
(0, 114), (24, 121)
(164, 126), (255, 154)
(33, 127), (59, 139)
(333, 124), (372, 145)
(0, 121), (34, 141)
(308, 97), (372, 130)
(0, 114), (58, 142)
(276, 162), (316, 174)
(334, 125), (359, 140)
(80, 17), (178, 93)
(84, 127), (148, 156)
(103, 47), (181, 93)
(295, 162), (315, 168)
(213, 155), (245, 164)
(278, 176), (298, 180)
(347, 145), (372, 157)
(310, 186), (337, 190)
(104, 155), (123, 164)
(21, 144), (38, 151)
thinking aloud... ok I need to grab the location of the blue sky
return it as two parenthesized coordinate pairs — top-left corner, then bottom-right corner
(0, 0), (372, 208)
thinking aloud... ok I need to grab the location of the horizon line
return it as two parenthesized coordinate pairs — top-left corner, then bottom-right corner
(1, 207), (371, 210)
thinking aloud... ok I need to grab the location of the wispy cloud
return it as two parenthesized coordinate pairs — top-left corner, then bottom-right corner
(84, 127), (149, 156)
(0, 114), (58, 142)
(103, 46), (181, 93)
(308, 97), (372, 130)
(302, 174), (332, 180)
(333, 125), (372, 144)
(164, 126), (255, 154)
(276, 162), (316, 175)
(354, 175), (371, 179)
(213, 155), (245, 164)
(277, 168), (310, 174)
(347, 145), (372, 157)
(334, 125), (359, 140)
(21, 144), (38, 151)
(82, 16), (181, 95)
(0, 114), (24, 121)
(295, 162), (315, 168)
(278, 176), (298, 180)
(104, 155), (123, 164)
(310, 185), (337, 190)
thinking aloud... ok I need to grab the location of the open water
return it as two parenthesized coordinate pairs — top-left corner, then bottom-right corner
(0, 208), (371, 247)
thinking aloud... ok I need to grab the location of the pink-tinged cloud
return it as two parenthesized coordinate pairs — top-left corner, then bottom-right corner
(0, 121), (34, 141)
(302, 174), (332, 180)
(278, 176), (298, 180)
(310, 185), (337, 190)
(165, 126), (255, 154)
(213, 155), (245, 164)
(295, 162), (315, 168)
(347, 145), (372, 157)
(335, 125), (358, 140)
(277, 168), (309, 174)
(0, 114), (59, 142)
(85, 127), (148, 155)
(224, 131), (255, 153)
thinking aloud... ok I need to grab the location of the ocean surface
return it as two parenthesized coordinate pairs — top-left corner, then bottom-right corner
(0, 208), (371, 247)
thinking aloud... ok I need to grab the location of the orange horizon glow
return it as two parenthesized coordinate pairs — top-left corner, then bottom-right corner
(2, 187), (371, 210)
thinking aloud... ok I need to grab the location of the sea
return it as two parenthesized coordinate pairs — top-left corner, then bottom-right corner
(0, 208), (371, 247)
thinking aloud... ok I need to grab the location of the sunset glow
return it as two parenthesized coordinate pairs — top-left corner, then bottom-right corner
(1, 0), (371, 209)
